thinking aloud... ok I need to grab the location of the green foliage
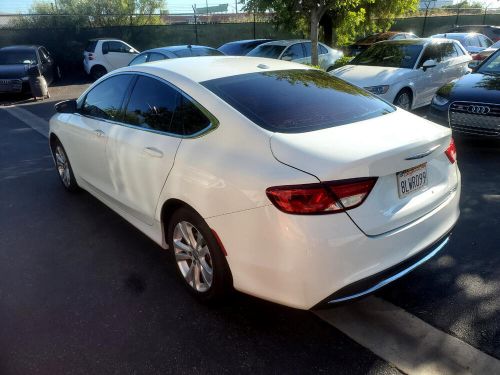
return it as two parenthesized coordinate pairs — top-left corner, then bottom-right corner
(11, 0), (166, 28)
(332, 55), (354, 69)
(442, 1), (484, 9)
(245, 0), (419, 46)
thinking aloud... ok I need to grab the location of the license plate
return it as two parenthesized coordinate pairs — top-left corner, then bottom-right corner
(397, 163), (428, 198)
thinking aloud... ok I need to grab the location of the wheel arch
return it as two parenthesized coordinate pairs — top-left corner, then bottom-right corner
(394, 86), (414, 109)
(159, 198), (200, 246)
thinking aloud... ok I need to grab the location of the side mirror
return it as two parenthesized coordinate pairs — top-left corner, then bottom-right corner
(468, 60), (480, 71)
(55, 99), (77, 114)
(129, 48), (136, 54)
(422, 59), (437, 71)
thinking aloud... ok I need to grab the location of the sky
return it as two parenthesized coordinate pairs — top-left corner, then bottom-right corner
(0, 0), (243, 14)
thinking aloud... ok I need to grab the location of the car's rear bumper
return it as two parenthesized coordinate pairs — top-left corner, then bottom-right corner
(207, 171), (460, 310)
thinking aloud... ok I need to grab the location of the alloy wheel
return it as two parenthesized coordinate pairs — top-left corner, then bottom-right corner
(396, 92), (411, 110)
(55, 145), (71, 187)
(173, 221), (214, 292)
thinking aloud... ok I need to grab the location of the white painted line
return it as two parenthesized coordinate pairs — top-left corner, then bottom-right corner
(315, 296), (500, 375)
(1, 106), (49, 139)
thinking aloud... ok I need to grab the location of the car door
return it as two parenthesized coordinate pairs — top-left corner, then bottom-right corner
(63, 74), (133, 195)
(102, 41), (138, 70)
(280, 43), (306, 64)
(413, 43), (448, 107)
(105, 75), (191, 224)
(38, 47), (54, 84)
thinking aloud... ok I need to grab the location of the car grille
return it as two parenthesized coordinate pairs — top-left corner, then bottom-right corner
(0, 79), (23, 92)
(449, 102), (500, 137)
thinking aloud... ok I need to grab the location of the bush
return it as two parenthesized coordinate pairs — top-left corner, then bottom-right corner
(332, 56), (354, 70)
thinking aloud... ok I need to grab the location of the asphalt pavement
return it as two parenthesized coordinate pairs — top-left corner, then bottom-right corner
(1, 81), (499, 374)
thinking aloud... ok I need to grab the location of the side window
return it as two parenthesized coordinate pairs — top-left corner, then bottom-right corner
(170, 96), (212, 136)
(123, 76), (180, 133)
(319, 44), (328, 55)
(479, 35), (492, 48)
(303, 42), (312, 57)
(282, 43), (305, 60)
(108, 41), (129, 53)
(469, 36), (481, 47)
(453, 43), (464, 56)
(81, 75), (133, 120)
(38, 48), (49, 64)
(441, 43), (458, 61)
(149, 52), (166, 62)
(129, 53), (149, 66)
(418, 44), (441, 66)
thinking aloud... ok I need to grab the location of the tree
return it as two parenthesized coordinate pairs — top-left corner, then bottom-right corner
(246, 0), (419, 65)
(13, 0), (166, 28)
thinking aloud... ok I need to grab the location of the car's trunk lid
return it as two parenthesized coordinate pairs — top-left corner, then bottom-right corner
(270, 110), (459, 236)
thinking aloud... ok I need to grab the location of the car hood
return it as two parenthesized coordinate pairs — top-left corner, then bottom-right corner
(438, 73), (500, 103)
(0, 64), (30, 79)
(332, 65), (410, 87)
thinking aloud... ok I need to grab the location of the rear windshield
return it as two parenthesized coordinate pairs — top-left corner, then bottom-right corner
(247, 44), (286, 59)
(202, 69), (395, 133)
(190, 48), (224, 57)
(351, 43), (423, 69)
(85, 40), (97, 53)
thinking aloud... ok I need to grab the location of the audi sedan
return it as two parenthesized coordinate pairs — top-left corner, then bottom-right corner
(49, 57), (460, 309)
(332, 39), (471, 110)
(429, 48), (500, 136)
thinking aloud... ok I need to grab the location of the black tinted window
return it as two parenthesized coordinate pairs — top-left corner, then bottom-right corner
(282, 44), (304, 60)
(202, 70), (394, 133)
(104, 41), (129, 53)
(247, 44), (286, 59)
(170, 96), (211, 136)
(319, 44), (328, 54)
(441, 43), (458, 60)
(172, 49), (191, 58)
(303, 42), (312, 57)
(0, 50), (37, 65)
(124, 76), (180, 133)
(82, 75), (132, 120)
(191, 48), (223, 56)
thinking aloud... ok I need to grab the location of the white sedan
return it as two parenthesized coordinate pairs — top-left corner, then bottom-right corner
(331, 38), (471, 110)
(49, 57), (460, 309)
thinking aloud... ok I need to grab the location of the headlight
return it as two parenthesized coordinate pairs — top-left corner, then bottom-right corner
(364, 85), (390, 95)
(432, 94), (449, 106)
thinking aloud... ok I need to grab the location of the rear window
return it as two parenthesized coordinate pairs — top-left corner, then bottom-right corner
(202, 69), (395, 133)
(191, 48), (224, 57)
(85, 40), (97, 53)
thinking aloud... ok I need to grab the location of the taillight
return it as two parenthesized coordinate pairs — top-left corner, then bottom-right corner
(266, 178), (377, 215)
(445, 138), (457, 164)
(472, 53), (482, 61)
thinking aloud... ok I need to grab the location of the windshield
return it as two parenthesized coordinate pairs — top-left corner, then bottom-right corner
(490, 40), (500, 49)
(478, 51), (500, 75)
(351, 43), (423, 68)
(0, 50), (38, 65)
(202, 69), (395, 133)
(247, 44), (286, 59)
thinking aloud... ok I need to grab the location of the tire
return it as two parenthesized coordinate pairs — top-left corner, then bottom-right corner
(90, 65), (107, 81)
(394, 89), (412, 111)
(50, 139), (79, 192)
(167, 207), (232, 303)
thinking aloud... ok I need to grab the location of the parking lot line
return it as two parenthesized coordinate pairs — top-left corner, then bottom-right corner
(2, 106), (49, 139)
(315, 296), (500, 375)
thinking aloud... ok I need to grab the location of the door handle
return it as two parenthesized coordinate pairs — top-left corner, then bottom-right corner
(143, 147), (163, 158)
(94, 129), (105, 137)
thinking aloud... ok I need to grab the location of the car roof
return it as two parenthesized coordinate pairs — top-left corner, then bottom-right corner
(0, 45), (40, 51)
(374, 38), (436, 46)
(451, 25), (499, 29)
(88, 38), (121, 41)
(120, 56), (311, 83)
(221, 39), (273, 46)
(258, 39), (312, 47)
(433, 32), (481, 38)
(147, 45), (217, 53)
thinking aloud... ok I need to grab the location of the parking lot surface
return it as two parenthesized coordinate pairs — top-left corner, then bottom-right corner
(1, 81), (499, 374)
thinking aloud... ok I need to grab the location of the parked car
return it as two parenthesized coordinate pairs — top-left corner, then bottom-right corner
(247, 39), (343, 71)
(348, 31), (419, 56)
(447, 25), (500, 42)
(331, 39), (471, 110)
(428, 49), (500, 136)
(470, 40), (500, 62)
(129, 45), (223, 66)
(0, 45), (60, 94)
(218, 39), (273, 56)
(431, 33), (493, 55)
(49, 56), (459, 309)
(83, 38), (139, 80)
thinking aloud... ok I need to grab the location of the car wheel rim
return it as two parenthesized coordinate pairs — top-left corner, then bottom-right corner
(173, 221), (213, 292)
(55, 145), (71, 187)
(397, 93), (411, 110)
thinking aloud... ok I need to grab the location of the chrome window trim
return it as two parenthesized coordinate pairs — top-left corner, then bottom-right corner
(76, 71), (220, 140)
